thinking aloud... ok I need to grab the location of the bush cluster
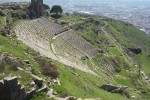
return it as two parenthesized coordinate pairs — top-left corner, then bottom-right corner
(34, 57), (59, 79)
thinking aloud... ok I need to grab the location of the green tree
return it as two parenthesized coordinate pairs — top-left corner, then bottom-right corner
(43, 4), (50, 10)
(50, 5), (63, 15)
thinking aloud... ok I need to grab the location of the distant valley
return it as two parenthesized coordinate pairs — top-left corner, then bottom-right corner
(46, 0), (150, 35)
(1, 0), (150, 35)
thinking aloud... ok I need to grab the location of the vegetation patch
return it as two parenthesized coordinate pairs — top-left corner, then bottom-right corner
(128, 48), (142, 54)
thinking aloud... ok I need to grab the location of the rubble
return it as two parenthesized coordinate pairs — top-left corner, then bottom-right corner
(36, 85), (48, 93)
(26, 88), (36, 99)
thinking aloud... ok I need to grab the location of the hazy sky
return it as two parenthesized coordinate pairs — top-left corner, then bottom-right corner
(0, 0), (150, 8)
(0, 0), (150, 3)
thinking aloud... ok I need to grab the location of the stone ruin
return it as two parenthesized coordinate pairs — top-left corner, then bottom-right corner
(0, 75), (48, 100)
(4, 12), (12, 35)
(30, 0), (44, 18)
(0, 76), (26, 100)
(0, 12), (12, 36)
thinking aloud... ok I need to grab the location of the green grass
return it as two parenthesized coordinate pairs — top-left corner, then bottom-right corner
(31, 92), (50, 100)
(0, 35), (41, 73)
(0, 16), (5, 27)
(52, 61), (126, 100)
(0, 66), (33, 90)
(104, 18), (150, 75)
(0, 33), (44, 91)
(106, 19), (150, 54)
(53, 14), (150, 99)
(135, 53), (150, 74)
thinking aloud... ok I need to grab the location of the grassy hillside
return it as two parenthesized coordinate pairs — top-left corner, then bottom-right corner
(0, 16), (5, 27)
(0, 9), (150, 100)
(53, 13), (150, 99)
(0, 34), (126, 100)
(104, 19), (150, 75)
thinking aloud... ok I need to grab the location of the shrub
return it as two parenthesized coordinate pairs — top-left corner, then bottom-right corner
(42, 67), (59, 79)
(0, 11), (5, 16)
(0, 29), (7, 36)
(111, 58), (121, 73)
(43, 4), (50, 10)
(11, 62), (19, 70)
(128, 48), (142, 54)
(50, 5), (63, 15)
(124, 62), (129, 70)
(60, 91), (69, 98)
(0, 62), (5, 70)
(34, 57), (59, 78)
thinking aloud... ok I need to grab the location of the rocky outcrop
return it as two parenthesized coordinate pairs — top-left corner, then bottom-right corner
(33, 77), (43, 88)
(26, 88), (36, 100)
(99, 84), (130, 98)
(0, 75), (48, 100)
(100, 84), (118, 92)
(0, 11), (5, 16)
(36, 85), (48, 93)
(0, 76), (26, 100)
(128, 48), (142, 54)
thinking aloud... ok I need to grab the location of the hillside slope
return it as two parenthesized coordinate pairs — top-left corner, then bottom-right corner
(14, 18), (98, 75)
(1, 10), (150, 100)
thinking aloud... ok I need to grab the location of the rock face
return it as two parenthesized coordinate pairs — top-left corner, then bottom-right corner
(128, 48), (142, 54)
(99, 84), (130, 98)
(0, 76), (26, 100)
(33, 76), (43, 88)
(100, 84), (118, 92)
(30, 0), (44, 18)
(26, 88), (36, 100)
(23, 60), (30, 65)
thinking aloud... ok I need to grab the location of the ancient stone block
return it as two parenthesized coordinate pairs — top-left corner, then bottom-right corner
(4, 76), (18, 87)
(100, 84), (130, 98)
(37, 86), (48, 93)
(66, 96), (77, 100)
(0, 76), (26, 100)
(0, 95), (10, 100)
(31, 81), (35, 86)
(100, 84), (118, 92)
(21, 87), (26, 95)
(10, 91), (19, 100)
(26, 88), (36, 99)
(17, 83), (21, 90)
(0, 80), (4, 92)
(23, 60), (30, 64)
(33, 77), (43, 88)
(17, 87), (26, 100)
(0, 80), (4, 86)
(9, 86), (18, 93)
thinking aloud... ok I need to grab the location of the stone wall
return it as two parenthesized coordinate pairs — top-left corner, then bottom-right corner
(30, 0), (44, 18)
(0, 76), (26, 100)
